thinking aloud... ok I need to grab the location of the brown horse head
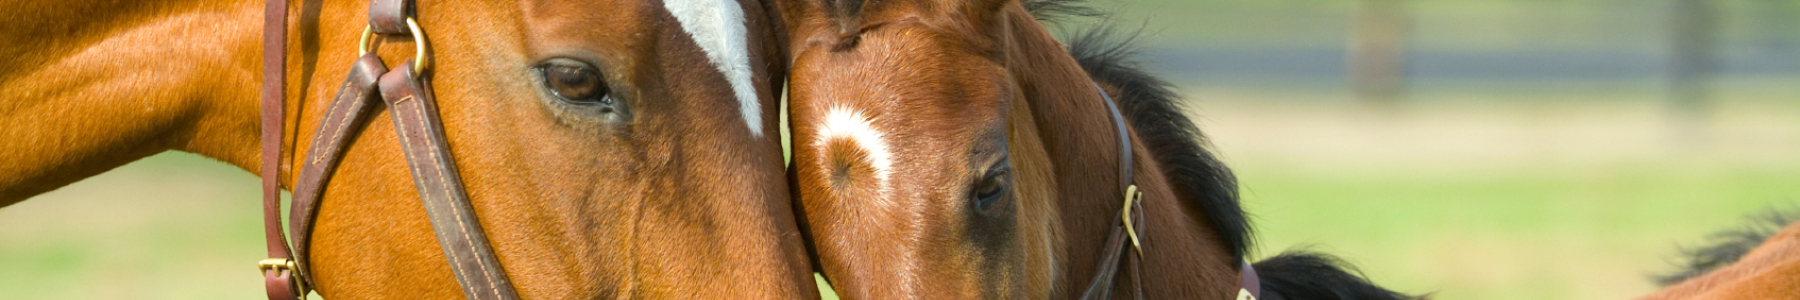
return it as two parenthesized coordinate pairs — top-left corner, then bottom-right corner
(777, 0), (1258, 298)
(778, 0), (1038, 298)
(1, 0), (812, 298)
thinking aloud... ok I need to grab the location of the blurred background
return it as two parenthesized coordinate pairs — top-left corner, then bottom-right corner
(4, 0), (1798, 299)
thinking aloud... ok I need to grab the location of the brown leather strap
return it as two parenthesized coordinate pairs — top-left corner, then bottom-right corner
(264, 269), (296, 300)
(368, 0), (413, 34)
(379, 63), (522, 300)
(288, 53), (390, 284)
(1078, 223), (1123, 300)
(1098, 82), (1134, 220)
(1079, 208), (1145, 300)
(260, 0), (299, 297)
(1079, 82), (1143, 300)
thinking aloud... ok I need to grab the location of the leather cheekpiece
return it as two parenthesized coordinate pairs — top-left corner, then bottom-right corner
(289, 53), (389, 281)
(378, 63), (521, 300)
(368, 0), (413, 34)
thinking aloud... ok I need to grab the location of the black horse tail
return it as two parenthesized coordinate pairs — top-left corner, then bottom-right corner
(1252, 250), (1422, 300)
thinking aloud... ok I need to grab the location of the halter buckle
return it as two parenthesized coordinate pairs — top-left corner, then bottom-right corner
(258, 258), (310, 296)
(1122, 184), (1143, 255)
(259, 258), (295, 272)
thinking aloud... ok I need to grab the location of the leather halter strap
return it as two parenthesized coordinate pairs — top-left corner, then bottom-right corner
(1075, 81), (1144, 300)
(260, 1), (520, 299)
(1075, 83), (1262, 300)
(258, 0), (295, 298)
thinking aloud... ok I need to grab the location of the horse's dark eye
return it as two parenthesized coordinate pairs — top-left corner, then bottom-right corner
(971, 167), (1009, 211)
(539, 60), (609, 104)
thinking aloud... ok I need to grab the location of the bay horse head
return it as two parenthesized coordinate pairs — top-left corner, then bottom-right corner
(1, 0), (814, 298)
(777, 0), (1232, 297)
(777, 0), (1414, 299)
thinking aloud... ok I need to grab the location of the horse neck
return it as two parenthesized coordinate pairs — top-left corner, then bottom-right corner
(0, 0), (266, 204)
(996, 6), (1240, 298)
(0, 1), (488, 296)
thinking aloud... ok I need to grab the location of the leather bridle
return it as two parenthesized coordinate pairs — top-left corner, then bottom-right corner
(257, 0), (521, 299)
(1078, 83), (1263, 300)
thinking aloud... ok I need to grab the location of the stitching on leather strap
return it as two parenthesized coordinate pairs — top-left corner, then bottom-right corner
(384, 67), (509, 298)
(313, 84), (352, 165)
(408, 92), (499, 295)
(393, 91), (479, 292)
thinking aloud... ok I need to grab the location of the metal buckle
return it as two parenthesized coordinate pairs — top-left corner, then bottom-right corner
(258, 258), (309, 296)
(1122, 184), (1143, 255)
(259, 258), (296, 272)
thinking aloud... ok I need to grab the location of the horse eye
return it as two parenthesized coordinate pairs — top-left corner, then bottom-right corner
(971, 168), (1009, 211)
(538, 60), (609, 104)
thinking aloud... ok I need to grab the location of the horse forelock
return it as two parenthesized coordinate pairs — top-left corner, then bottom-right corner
(661, 0), (763, 137)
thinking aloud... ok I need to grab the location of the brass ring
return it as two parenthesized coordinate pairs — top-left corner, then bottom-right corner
(405, 17), (430, 74)
(357, 19), (428, 74)
(358, 25), (375, 55)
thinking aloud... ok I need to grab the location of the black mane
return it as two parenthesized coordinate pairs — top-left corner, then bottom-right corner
(1061, 25), (1251, 261)
(1656, 207), (1797, 286)
(1033, 4), (1417, 298)
(1253, 250), (1416, 300)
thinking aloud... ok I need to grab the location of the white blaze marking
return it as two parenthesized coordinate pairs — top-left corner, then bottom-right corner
(819, 107), (893, 196)
(663, 0), (762, 136)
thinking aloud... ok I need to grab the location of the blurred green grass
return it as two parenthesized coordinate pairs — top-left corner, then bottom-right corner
(1235, 157), (1800, 299)
(6, 81), (1797, 299)
(0, 152), (264, 300)
(1189, 79), (1800, 299)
